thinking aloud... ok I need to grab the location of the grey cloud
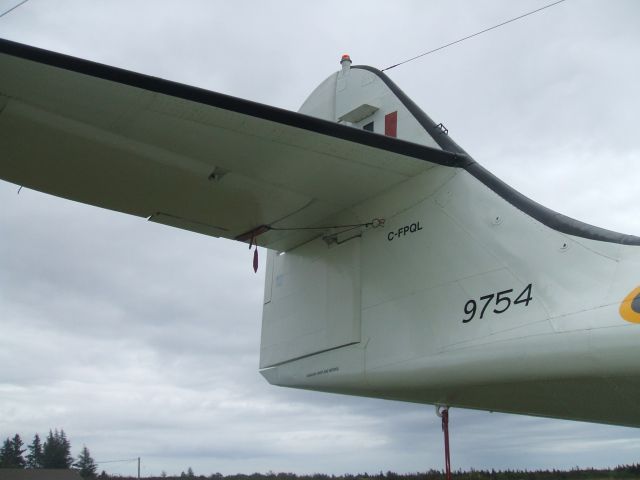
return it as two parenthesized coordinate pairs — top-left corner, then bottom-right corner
(1, 0), (639, 476)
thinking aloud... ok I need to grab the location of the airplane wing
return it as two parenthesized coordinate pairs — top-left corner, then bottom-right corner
(0, 38), (467, 251)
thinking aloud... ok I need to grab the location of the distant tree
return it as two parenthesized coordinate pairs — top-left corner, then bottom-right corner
(12, 434), (26, 468)
(0, 437), (13, 468)
(26, 433), (44, 468)
(74, 445), (97, 479)
(42, 429), (73, 468)
(0, 437), (12, 468)
(187, 467), (195, 478)
(0, 434), (26, 468)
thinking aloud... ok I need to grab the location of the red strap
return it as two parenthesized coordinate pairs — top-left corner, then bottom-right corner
(441, 408), (451, 480)
(253, 246), (259, 273)
(248, 235), (259, 273)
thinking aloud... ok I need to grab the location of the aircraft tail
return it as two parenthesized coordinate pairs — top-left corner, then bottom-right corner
(259, 57), (640, 426)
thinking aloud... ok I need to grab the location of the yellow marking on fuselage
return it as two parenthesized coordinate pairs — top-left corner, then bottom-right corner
(620, 286), (640, 323)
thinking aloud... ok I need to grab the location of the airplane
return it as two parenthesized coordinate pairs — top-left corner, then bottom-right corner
(1, 38), (639, 430)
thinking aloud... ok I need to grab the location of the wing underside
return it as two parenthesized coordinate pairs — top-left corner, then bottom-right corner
(0, 39), (463, 251)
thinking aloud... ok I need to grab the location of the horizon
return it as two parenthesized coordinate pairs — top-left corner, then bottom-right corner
(1, 0), (639, 476)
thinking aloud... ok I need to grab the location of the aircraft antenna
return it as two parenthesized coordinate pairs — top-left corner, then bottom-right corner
(381, 0), (567, 72)
(0, 0), (29, 20)
(238, 218), (385, 272)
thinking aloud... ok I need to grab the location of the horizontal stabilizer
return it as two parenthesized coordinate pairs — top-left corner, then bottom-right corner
(0, 39), (466, 251)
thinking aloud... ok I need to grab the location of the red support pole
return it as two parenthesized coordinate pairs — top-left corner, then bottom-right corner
(441, 407), (451, 480)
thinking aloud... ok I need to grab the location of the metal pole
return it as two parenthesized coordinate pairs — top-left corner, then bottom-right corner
(137, 457), (140, 479)
(436, 405), (452, 480)
(441, 408), (451, 480)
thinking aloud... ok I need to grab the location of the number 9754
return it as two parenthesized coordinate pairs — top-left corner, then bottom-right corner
(462, 283), (532, 323)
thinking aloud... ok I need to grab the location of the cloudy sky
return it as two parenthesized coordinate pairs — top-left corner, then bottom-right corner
(1, 0), (640, 476)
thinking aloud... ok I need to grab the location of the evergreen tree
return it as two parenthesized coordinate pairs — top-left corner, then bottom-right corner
(0, 434), (26, 468)
(58, 430), (73, 468)
(73, 446), (97, 479)
(26, 433), (44, 469)
(0, 437), (13, 468)
(11, 435), (26, 468)
(42, 429), (73, 468)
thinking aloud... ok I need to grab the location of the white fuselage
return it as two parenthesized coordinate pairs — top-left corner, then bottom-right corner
(259, 63), (640, 427)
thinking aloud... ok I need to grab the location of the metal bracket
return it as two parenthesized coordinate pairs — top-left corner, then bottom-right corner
(435, 123), (449, 135)
(435, 404), (449, 417)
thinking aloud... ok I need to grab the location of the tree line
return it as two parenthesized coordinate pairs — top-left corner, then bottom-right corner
(2, 431), (638, 480)
(0, 429), (97, 479)
(111, 465), (640, 480)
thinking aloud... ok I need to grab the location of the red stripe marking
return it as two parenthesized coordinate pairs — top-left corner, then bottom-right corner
(385, 111), (397, 137)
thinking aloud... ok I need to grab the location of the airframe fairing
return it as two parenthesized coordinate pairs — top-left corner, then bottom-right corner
(1, 39), (639, 427)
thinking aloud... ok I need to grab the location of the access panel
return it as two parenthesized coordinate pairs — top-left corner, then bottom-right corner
(260, 237), (361, 368)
